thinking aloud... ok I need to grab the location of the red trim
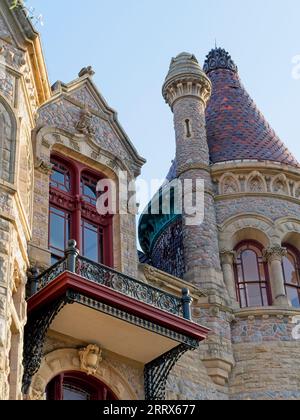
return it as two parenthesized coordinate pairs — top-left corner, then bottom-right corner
(234, 240), (272, 308)
(49, 153), (113, 267)
(47, 371), (117, 401)
(282, 243), (300, 306)
(27, 272), (209, 341)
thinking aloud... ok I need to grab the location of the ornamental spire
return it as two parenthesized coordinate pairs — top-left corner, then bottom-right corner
(203, 48), (238, 74)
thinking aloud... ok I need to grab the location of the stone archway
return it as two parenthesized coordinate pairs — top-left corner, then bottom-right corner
(219, 214), (274, 250)
(29, 348), (138, 401)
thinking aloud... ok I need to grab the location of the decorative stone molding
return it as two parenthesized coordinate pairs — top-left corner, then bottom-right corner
(219, 174), (240, 195)
(247, 171), (267, 193)
(34, 158), (53, 175)
(78, 66), (95, 78)
(219, 214), (273, 250)
(141, 263), (207, 301)
(272, 174), (289, 196)
(30, 348), (138, 400)
(78, 344), (102, 376)
(220, 250), (236, 265)
(213, 168), (300, 200)
(76, 107), (96, 136)
(263, 246), (287, 262)
(162, 53), (212, 108)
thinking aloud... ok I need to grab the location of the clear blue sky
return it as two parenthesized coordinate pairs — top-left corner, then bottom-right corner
(29, 0), (300, 185)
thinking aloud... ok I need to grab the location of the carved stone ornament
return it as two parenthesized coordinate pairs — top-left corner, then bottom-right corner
(76, 107), (96, 136)
(263, 246), (287, 262)
(79, 344), (102, 376)
(34, 158), (53, 175)
(78, 66), (95, 78)
(220, 250), (236, 265)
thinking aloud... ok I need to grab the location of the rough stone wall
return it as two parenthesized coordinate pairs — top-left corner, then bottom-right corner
(229, 314), (300, 400)
(0, 3), (38, 400)
(216, 196), (300, 225)
(167, 349), (228, 400)
(172, 97), (222, 292)
(0, 200), (27, 400)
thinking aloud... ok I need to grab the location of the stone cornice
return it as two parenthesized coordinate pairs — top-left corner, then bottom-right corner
(215, 192), (300, 206)
(141, 263), (207, 301)
(211, 160), (300, 179)
(163, 75), (212, 109)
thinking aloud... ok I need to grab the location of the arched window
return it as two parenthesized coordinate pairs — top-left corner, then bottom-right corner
(234, 241), (271, 308)
(282, 244), (300, 308)
(49, 154), (113, 266)
(0, 100), (16, 183)
(46, 372), (117, 400)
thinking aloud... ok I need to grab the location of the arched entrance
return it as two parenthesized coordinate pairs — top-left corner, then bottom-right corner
(46, 371), (117, 401)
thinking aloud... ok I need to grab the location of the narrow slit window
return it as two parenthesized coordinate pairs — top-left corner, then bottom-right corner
(185, 119), (192, 138)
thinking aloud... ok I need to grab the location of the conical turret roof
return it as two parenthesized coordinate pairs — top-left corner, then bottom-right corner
(203, 48), (299, 167)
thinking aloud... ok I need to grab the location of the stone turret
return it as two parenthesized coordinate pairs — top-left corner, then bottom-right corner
(162, 53), (224, 293)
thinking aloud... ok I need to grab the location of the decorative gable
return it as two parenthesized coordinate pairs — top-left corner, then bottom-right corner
(37, 76), (145, 175)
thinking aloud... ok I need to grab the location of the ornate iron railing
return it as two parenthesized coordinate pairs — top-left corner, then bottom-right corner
(27, 240), (193, 320)
(27, 258), (67, 296)
(76, 256), (183, 317)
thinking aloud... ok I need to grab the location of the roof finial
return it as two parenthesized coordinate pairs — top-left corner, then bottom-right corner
(215, 38), (218, 49)
(203, 48), (238, 74)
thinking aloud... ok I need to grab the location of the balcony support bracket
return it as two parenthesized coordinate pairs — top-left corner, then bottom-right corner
(22, 295), (73, 395)
(144, 343), (198, 401)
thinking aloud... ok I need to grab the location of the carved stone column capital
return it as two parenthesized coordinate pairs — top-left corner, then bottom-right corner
(263, 246), (287, 263)
(220, 250), (236, 265)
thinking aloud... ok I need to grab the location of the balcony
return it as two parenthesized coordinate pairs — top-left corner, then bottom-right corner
(24, 241), (209, 400)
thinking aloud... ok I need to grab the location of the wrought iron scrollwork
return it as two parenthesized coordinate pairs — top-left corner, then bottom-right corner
(27, 258), (67, 298)
(144, 343), (198, 401)
(77, 256), (183, 317)
(22, 295), (73, 394)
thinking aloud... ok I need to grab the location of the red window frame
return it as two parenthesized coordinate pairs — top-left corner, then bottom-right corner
(234, 240), (272, 308)
(49, 153), (113, 267)
(282, 243), (300, 308)
(46, 371), (117, 401)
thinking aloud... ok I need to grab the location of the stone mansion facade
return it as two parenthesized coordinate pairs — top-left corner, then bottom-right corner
(0, 0), (300, 400)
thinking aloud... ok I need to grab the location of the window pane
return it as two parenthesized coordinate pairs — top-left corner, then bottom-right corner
(81, 175), (98, 205)
(236, 264), (244, 283)
(283, 255), (299, 286)
(246, 283), (263, 307)
(261, 287), (269, 306)
(241, 250), (260, 282)
(82, 220), (102, 263)
(238, 285), (247, 308)
(49, 207), (70, 257)
(63, 385), (90, 401)
(286, 286), (300, 308)
(50, 161), (71, 192)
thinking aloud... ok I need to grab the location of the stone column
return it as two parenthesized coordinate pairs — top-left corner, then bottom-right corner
(162, 53), (223, 292)
(220, 250), (238, 302)
(263, 246), (290, 307)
